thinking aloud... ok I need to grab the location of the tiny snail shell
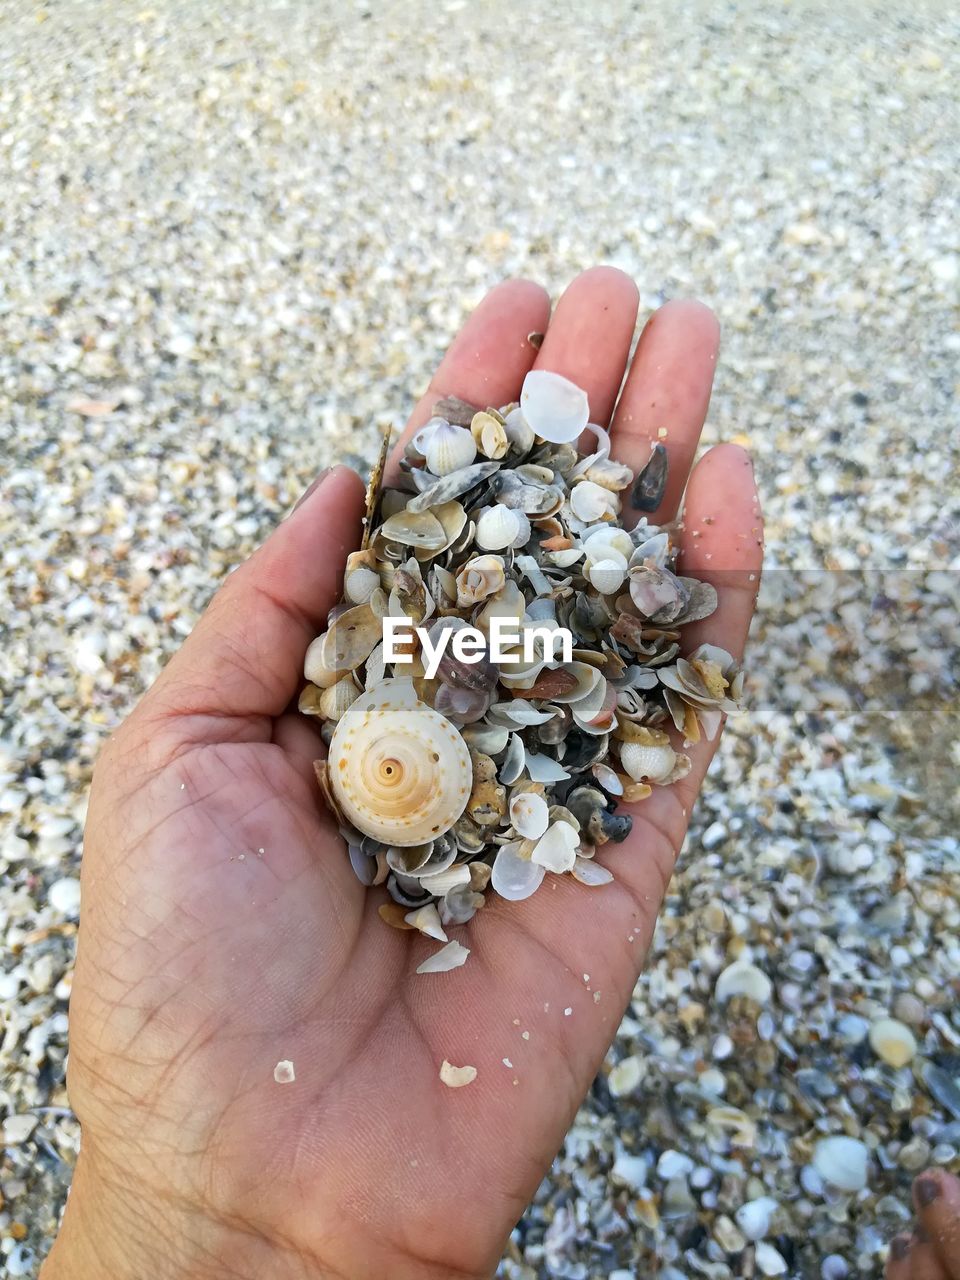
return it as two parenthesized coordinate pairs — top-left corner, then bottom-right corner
(618, 740), (677, 784)
(327, 679), (472, 846)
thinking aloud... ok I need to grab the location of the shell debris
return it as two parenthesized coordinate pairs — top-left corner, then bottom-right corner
(301, 373), (744, 974)
(439, 1060), (477, 1089)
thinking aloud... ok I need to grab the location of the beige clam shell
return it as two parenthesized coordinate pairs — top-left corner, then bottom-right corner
(327, 679), (472, 846)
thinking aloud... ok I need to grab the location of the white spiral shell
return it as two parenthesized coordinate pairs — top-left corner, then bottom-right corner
(327, 679), (472, 846)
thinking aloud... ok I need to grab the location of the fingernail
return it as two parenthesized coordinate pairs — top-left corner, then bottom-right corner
(890, 1235), (912, 1261)
(292, 469), (330, 514)
(916, 1176), (941, 1207)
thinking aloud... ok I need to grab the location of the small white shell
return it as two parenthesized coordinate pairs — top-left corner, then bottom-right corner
(583, 457), (634, 491)
(475, 505), (522, 551)
(491, 840), (545, 901)
(425, 421), (477, 476)
(587, 558), (626, 595)
(510, 792), (549, 840)
(344, 565), (380, 604)
(531, 820), (580, 873)
(812, 1136), (869, 1193)
(417, 863), (472, 895)
(318, 676), (361, 722)
(735, 1197), (780, 1243)
(584, 526), (633, 561)
(868, 1017), (917, 1068)
(519, 370), (590, 443)
(417, 939), (470, 974)
(619, 740), (678, 783)
(303, 631), (342, 688)
(498, 732), (526, 785)
(475, 580), (526, 630)
(570, 480), (620, 523)
(488, 701), (557, 727)
(328, 679), (472, 846)
(591, 763), (624, 796)
(412, 416), (446, 454)
(380, 507), (448, 550)
(571, 856), (614, 886)
(546, 548), (585, 568)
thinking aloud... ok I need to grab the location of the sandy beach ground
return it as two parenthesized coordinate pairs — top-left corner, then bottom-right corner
(1, 2), (958, 1275)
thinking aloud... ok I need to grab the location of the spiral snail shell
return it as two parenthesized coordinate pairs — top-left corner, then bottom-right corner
(327, 679), (473, 846)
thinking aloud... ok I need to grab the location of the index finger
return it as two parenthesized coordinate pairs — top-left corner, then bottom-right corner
(384, 279), (550, 485)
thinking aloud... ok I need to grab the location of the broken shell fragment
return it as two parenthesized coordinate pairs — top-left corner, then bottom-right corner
(571, 856), (614, 886)
(417, 939), (470, 973)
(531, 820), (580, 873)
(439, 1060), (477, 1088)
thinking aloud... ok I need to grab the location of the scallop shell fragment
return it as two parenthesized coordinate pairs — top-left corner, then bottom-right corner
(417, 939), (470, 974)
(327, 679), (472, 846)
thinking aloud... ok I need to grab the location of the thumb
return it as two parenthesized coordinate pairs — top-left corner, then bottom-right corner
(140, 465), (365, 747)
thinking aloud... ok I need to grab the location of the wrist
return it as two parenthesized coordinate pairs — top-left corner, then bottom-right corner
(42, 1150), (490, 1280)
(41, 1151), (280, 1280)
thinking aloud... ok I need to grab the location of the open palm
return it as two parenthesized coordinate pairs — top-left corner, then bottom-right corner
(47, 269), (762, 1280)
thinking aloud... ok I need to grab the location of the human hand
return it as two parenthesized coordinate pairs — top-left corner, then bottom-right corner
(42, 268), (762, 1280)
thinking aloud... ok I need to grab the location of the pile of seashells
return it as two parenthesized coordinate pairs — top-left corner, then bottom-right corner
(301, 371), (744, 972)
